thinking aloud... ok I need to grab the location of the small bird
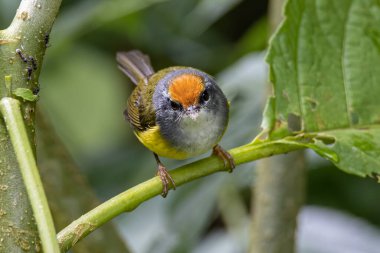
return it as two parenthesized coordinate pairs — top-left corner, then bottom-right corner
(116, 50), (235, 197)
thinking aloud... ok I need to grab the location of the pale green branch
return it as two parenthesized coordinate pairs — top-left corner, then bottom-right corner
(57, 139), (307, 252)
(0, 97), (59, 253)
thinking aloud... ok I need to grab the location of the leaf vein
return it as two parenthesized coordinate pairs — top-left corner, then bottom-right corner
(296, 4), (305, 128)
(341, 0), (355, 126)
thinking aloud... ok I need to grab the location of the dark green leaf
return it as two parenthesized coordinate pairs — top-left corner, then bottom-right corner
(266, 0), (380, 177)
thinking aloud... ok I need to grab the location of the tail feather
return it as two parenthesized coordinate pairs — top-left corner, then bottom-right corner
(116, 50), (155, 85)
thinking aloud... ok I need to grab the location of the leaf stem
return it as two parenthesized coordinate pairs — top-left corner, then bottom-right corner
(57, 139), (305, 252)
(0, 97), (60, 253)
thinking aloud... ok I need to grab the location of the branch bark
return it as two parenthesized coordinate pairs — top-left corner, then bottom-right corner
(0, 0), (62, 252)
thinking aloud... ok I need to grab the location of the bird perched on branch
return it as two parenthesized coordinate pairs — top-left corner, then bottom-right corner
(116, 50), (235, 197)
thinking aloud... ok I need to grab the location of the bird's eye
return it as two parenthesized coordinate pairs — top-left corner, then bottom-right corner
(170, 100), (182, 110)
(200, 90), (210, 103)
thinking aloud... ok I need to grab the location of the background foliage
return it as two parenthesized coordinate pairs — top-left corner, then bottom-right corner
(1, 0), (380, 252)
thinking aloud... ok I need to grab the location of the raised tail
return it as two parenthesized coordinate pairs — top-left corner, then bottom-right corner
(116, 50), (155, 85)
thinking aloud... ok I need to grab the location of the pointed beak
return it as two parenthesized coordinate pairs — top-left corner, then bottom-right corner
(185, 105), (200, 120)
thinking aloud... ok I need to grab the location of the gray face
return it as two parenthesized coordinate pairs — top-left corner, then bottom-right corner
(153, 68), (229, 158)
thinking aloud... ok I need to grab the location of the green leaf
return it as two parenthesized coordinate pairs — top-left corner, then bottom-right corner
(316, 128), (380, 179)
(266, 0), (380, 177)
(261, 96), (275, 132)
(13, 88), (38, 102)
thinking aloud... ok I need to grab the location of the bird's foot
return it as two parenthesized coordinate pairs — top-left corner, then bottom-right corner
(156, 163), (176, 198)
(212, 144), (236, 172)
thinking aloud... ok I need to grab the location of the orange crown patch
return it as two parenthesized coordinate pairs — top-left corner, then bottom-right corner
(168, 74), (204, 108)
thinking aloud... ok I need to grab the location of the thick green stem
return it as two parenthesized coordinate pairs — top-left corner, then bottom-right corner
(0, 98), (59, 253)
(0, 0), (61, 251)
(250, 152), (305, 253)
(57, 140), (306, 252)
(1, 0), (63, 92)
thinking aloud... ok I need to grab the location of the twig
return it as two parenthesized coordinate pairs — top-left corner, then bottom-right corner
(57, 139), (307, 252)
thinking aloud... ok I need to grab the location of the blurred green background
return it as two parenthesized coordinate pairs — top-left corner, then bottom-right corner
(1, 0), (380, 252)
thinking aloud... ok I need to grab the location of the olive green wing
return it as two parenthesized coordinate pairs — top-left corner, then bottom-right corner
(124, 84), (156, 131)
(124, 88), (142, 130)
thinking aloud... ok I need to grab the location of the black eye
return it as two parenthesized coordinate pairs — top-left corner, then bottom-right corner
(200, 90), (210, 103)
(170, 100), (182, 110)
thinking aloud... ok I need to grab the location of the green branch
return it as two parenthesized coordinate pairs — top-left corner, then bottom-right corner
(0, 98), (59, 253)
(57, 139), (307, 252)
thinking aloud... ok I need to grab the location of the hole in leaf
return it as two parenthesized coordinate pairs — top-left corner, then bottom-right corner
(350, 111), (359, 125)
(305, 97), (318, 111)
(315, 135), (336, 145)
(287, 113), (301, 131)
(370, 172), (380, 183)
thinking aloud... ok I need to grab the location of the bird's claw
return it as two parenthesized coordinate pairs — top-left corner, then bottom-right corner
(156, 163), (176, 198)
(212, 144), (235, 172)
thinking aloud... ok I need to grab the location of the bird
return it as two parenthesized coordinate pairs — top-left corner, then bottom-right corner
(116, 50), (235, 197)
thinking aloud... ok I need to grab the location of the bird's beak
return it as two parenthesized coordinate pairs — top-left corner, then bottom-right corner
(185, 105), (200, 120)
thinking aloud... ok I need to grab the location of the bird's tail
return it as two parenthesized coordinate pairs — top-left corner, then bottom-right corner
(116, 50), (155, 85)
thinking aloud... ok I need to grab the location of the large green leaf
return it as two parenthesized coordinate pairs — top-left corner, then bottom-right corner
(266, 0), (380, 178)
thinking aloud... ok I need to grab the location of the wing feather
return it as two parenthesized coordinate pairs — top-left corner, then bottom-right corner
(124, 85), (156, 131)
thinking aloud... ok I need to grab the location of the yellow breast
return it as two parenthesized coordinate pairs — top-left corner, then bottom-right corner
(135, 126), (189, 159)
